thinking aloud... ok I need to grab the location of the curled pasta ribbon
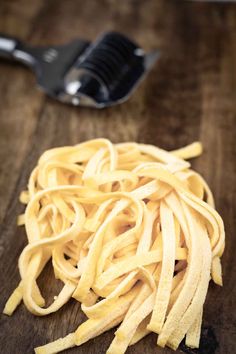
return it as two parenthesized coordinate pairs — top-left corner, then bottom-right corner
(3, 139), (225, 354)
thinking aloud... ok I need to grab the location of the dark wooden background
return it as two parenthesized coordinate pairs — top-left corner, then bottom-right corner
(0, 1), (236, 353)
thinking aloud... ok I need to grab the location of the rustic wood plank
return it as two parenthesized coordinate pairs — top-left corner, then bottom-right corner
(0, 1), (236, 353)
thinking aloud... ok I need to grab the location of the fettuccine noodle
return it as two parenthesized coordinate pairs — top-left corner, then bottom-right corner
(3, 139), (225, 353)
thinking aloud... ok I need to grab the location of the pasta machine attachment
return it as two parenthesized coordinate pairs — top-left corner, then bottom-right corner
(0, 32), (159, 108)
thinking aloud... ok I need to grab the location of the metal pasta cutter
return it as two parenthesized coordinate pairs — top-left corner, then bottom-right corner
(0, 32), (159, 108)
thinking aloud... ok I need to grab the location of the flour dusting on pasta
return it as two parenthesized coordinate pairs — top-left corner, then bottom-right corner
(3, 139), (225, 354)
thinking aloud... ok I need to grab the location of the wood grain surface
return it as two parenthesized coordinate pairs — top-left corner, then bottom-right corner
(0, 1), (236, 353)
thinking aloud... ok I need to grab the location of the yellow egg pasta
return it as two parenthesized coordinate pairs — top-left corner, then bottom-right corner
(3, 139), (225, 354)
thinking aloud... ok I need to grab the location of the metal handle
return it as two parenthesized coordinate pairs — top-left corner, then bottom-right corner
(0, 33), (37, 69)
(0, 34), (20, 59)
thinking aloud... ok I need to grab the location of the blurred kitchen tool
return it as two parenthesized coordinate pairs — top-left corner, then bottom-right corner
(0, 32), (159, 108)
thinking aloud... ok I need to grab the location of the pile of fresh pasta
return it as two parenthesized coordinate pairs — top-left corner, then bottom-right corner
(3, 139), (225, 354)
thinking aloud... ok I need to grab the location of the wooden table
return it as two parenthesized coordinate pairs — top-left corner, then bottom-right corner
(0, 1), (235, 353)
